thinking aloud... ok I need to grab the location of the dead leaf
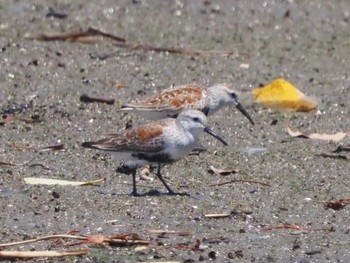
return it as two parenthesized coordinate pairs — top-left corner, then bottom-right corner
(24, 177), (105, 186)
(208, 165), (239, 176)
(286, 126), (348, 142)
(86, 235), (105, 244)
(139, 167), (153, 181)
(319, 198), (350, 210)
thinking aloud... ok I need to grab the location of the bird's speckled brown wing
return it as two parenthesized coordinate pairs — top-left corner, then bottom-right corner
(122, 84), (206, 112)
(82, 119), (175, 153)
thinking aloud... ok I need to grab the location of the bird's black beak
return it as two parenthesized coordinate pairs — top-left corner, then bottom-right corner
(204, 127), (228, 146)
(236, 102), (255, 125)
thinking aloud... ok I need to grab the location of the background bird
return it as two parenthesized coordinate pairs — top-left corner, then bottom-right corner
(120, 83), (255, 125)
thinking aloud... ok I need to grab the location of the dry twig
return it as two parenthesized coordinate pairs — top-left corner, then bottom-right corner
(319, 198), (350, 210)
(0, 250), (89, 259)
(0, 160), (17, 166)
(209, 179), (271, 187)
(27, 27), (242, 57)
(147, 229), (192, 237)
(261, 223), (334, 232)
(208, 165), (239, 176)
(80, 94), (115, 105)
(26, 27), (125, 43)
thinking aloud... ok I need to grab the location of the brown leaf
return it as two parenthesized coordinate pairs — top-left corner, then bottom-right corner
(139, 167), (153, 181)
(319, 198), (350, 210)
(86, 235), (105, 244)
(208, 165), (239, 176)
(286, 126), (348, 142)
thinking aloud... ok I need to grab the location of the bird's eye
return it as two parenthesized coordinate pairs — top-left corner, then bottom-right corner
(230, 92), (237, 99)
(193, 117), (200, 122)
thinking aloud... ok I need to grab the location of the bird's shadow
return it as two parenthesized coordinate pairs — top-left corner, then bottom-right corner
(114, 189), (199, 199)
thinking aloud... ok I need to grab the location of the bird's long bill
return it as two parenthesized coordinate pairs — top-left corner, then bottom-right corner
(236, 102), (255, 125)
(204, 127), (228, 146)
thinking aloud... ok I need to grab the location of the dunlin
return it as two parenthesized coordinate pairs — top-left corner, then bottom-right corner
(121, 83), (255, 124)
(82, 110), (227, 196)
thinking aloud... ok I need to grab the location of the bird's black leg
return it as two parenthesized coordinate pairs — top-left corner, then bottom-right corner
(130, 168), (140, 196)
(156, 163), (189, 196)
(116, 162), (140, 196)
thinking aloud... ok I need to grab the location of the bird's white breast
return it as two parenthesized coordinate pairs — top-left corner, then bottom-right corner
(162, 126), (196, 161)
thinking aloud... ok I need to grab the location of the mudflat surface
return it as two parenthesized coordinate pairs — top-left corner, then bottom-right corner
(0, 1), (349, 262)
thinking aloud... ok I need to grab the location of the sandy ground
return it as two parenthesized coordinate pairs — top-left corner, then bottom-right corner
(0, 0), (350, 262)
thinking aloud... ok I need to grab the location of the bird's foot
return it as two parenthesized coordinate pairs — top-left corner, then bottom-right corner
(130, 190), (141, 197)
(189, 146), (206, 156)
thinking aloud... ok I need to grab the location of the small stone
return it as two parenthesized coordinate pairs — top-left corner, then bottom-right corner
(52, 191), (60, 199)
(208, 251), (217, 259)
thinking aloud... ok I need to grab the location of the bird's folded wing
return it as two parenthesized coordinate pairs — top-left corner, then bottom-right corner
(84, 123), (167, 153)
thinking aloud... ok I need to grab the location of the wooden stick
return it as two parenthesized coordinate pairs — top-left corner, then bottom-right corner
(0, 235), (86, 247)
(209, 179), (271, 187)
(0, 249), (89, 258)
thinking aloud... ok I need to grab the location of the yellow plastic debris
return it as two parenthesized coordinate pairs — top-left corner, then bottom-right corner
(252, 78), (318, 112)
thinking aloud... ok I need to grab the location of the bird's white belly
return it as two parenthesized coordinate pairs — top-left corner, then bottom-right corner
(164, 134), (196, 161)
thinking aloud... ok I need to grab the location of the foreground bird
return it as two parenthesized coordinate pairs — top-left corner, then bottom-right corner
(82, 110), (227, 196)
(120, 83), (255, 125)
